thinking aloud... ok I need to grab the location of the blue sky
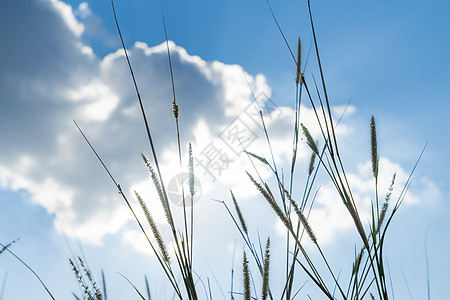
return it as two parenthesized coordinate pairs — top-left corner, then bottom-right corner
(0, 0), (449, 299)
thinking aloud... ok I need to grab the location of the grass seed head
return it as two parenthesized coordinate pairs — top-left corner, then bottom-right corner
(370, 116), (379, 179)
(172, 100), (179, 120)
(296, 37), (302, 84)
(301, 124), (319, 155)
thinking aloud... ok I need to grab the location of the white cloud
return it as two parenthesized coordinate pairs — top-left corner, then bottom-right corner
(69, 79), (120, 121)
(49, 0), (84, 38)
(0, 0), (280, 245)
(77, 2), (91, 19)
(122, 229), (153, 255)
(0, 0), (439, 254)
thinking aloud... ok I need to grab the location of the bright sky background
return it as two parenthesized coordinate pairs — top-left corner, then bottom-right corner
(1, 0), (449, 299)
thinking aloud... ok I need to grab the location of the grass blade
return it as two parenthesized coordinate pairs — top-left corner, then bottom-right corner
(0, 242), (55, 300)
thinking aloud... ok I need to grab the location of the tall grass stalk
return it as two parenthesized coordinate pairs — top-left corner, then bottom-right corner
(74, 1), (200, 299)
(0, 241), (55, 299)
(72, 1), (426, 299)
(225, 1), (426, 299)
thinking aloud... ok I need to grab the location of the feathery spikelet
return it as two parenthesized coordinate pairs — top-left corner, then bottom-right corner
(135, 191), (171, 265)
(70, 259), (92, 300)
(243, 251), (250, 300)
(230, 190), (248, 235)
(70, 257), (102, 300)
(141, 153), (175, 229)
(376, 174), (396, 234)
(370, 116), (379, 179)
(283, 186), (317, 244)
(261, 238), (271, 300)
(172, 100), (179, 120)
(295, 37), (302, 84)
(308, 141), (318, 175)
(301, 124), (319, 155)
(188, 143), (195, 198)
(352, 246), (365, 275)
(79, 257), (102, 300)
(245, 151), (269, 165)
(246, 172), (291, 229)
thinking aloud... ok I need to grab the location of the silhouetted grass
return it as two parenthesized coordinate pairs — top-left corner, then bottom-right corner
(0, 1), (428, 299)
(74, 0), (426, 299)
